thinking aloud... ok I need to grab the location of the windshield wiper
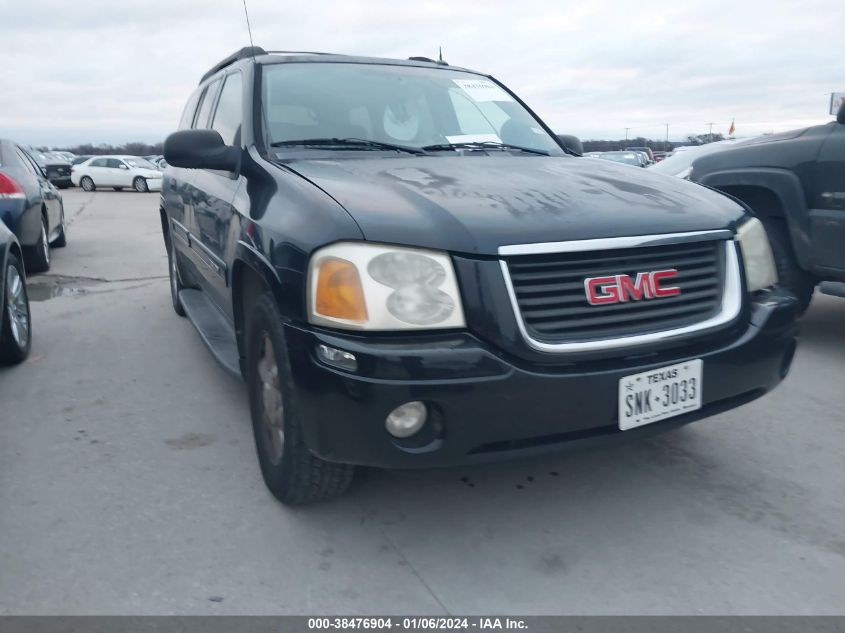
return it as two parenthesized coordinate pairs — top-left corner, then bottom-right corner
(421, 141), (549, 156)
(270, 137), (426, 155)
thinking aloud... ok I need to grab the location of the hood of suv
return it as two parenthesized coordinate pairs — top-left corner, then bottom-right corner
(286, 155), (745, 255)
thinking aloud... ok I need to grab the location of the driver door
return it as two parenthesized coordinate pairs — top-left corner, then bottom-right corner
(107, 158), (132, 187)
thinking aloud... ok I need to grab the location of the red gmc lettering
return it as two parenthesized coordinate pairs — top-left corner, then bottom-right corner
(585, 269), (681, 305)
(651, 269), (681, 297)
(584, 276), (620, 305)
(616, 272), (653, 301)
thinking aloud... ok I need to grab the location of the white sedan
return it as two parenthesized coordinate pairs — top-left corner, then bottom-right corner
(71, 155), (163, 192)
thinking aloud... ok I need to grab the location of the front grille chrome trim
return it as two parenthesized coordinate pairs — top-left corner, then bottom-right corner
(498, 229), (733, 256)
(500, 235), (743, 353)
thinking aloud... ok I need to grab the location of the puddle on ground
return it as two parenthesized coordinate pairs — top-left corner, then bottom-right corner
(27, 284), (89, 302)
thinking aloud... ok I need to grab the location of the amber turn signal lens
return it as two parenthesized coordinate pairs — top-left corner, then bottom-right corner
(314, 258), (368, 321)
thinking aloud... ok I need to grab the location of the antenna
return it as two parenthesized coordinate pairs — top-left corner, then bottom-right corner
(242, 0), (255, 50)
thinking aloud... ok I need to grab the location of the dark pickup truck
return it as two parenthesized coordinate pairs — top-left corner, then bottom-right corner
(691, 104), (845, 312)
(161, 48), (798, 505)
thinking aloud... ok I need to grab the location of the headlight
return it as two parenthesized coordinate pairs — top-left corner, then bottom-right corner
(307, 242), (466, 330)
(735, 217), (778, 292)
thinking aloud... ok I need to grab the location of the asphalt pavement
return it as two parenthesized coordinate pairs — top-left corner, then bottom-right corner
(0, 189), (843, 615)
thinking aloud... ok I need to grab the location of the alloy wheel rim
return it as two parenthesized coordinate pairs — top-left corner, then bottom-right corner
(257, 332), (284, 465)
(135, 179), (145, 192)
(6, 265), (29, 348)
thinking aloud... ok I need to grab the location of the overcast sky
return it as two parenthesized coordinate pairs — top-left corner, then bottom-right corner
(2, 0), (842, 147)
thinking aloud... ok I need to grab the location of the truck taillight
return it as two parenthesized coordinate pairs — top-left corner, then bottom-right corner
(0, 173), (25, 199)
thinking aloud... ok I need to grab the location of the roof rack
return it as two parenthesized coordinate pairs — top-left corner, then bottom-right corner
(263, 50), (340, 56)
(408, 56), (449, 66)
(200, 46), (266, 84)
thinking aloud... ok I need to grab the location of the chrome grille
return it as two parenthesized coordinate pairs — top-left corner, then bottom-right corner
(503, 238), (729, 345)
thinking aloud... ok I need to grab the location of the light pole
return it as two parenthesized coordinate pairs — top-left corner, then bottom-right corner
(664, 123), (669, 152)
(707, 122), (714, 143)
(624, 127), (630, 148)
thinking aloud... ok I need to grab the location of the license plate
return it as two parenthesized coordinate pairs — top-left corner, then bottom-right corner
(618, 359), (702, 430)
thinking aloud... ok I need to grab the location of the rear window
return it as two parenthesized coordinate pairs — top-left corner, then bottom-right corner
(194, 80), (221, 129)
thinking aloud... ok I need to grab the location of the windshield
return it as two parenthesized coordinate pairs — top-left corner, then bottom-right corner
(261, 63), (564, 156)
(124, 157), (157, 169)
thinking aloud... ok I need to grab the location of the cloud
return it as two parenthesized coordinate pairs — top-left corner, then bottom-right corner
(1, 0), (842, 146)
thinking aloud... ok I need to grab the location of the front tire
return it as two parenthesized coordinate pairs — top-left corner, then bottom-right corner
(52, 207), (67, 248)
(0, 253), (32, 365)
(760, 217), (815, 314)
(27, 216), (51, 273)
(246, 292), (355, 505)
(167, 235), (186, 317)
(80, 176), (95, 192)
(133, 177), (148, 193)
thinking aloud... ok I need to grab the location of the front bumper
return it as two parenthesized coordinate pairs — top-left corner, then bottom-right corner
(284, 289), (798, 469)
(145, 178), (163, 192)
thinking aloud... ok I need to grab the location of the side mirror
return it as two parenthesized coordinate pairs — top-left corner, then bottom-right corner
(164, 129), (239, 171)
(556, 134), (583, 155)
(119, 164), (129, 170)
(838, 101), (845, 125)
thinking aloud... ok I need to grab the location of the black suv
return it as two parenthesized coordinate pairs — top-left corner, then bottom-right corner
(161, 47), (798, 504)
(691, 104), (845, 312)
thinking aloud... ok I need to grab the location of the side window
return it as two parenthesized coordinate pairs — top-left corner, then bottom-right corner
(194, 80), (221, 129)
(106, 159), (125, 169)
(211, 73), (243, 145)
(89, 158), (106, 167)
(178, 91), (202, 130)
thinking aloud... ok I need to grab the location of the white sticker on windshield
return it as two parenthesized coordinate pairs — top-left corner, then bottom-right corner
(452, 78), (513, 102)
(445, 134), (502, 144)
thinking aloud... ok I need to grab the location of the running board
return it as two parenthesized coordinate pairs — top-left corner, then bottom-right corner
(819, 282), (845, 299)
(178, 289), (243, 380)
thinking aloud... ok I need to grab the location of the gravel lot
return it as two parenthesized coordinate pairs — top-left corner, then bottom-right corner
(1, 189), (843, 615)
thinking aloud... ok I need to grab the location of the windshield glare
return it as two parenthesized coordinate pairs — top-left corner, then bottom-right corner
(261, 63), (564, 155)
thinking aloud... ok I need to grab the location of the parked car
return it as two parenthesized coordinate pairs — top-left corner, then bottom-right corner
(0, 139), (67, 272)
(632, 151), (649, 167)
(649, 139), (747, 179)
(71, 155), (92, 166)
(628, 146), (655, 163)
(49, 151), (76, 163)
(595, 151), (643, 167)
(25, 148), (72, 189)
(72, 155), (163, 192)
(144, 154), (167, 169)
(0, 221), (31, 365)
(691, 104), (845, 312)
(161, 47), (797, 505)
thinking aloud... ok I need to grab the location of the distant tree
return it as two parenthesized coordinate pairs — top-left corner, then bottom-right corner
(686, 133), (725, 146)
(55, 141), (164, 156)
(580, 137), (684, 153)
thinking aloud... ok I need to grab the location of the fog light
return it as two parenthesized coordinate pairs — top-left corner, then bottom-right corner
(385, 401), (428, 438)
(316, 344), (357, 372)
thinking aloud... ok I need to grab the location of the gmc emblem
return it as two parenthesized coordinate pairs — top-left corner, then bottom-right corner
(584, 270), (681, 305)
